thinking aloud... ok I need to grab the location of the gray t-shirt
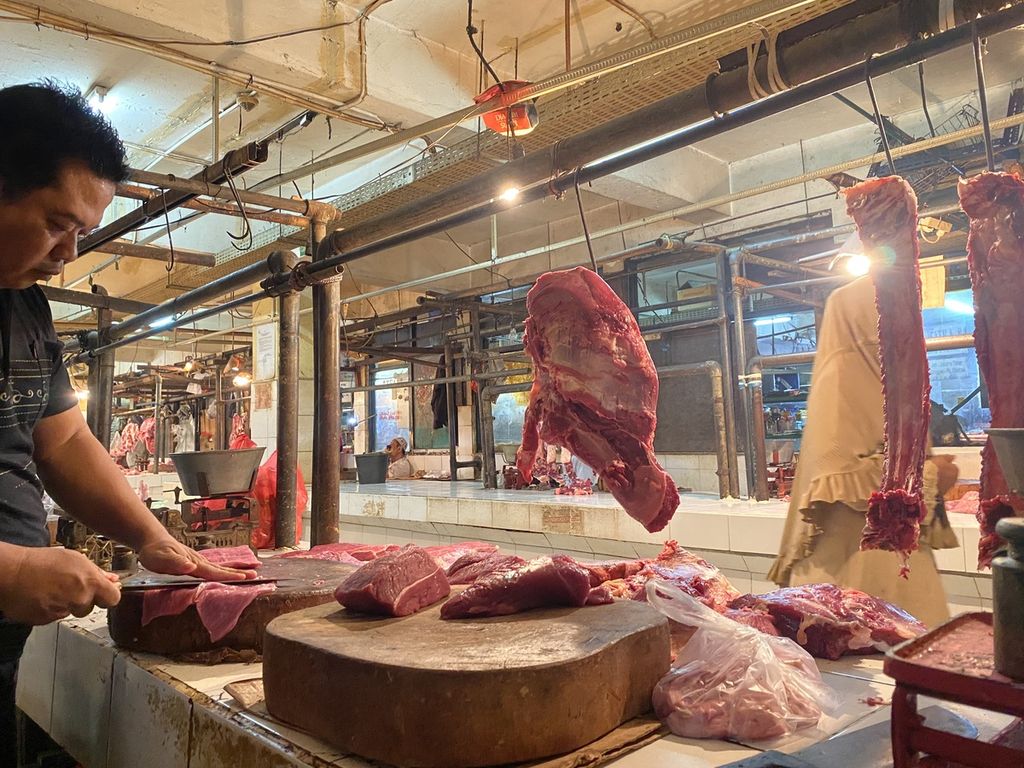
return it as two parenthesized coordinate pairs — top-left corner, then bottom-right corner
(0, 286), (77, 549)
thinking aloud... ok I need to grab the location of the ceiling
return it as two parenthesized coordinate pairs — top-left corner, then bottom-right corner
(3, 0), (1021, 342)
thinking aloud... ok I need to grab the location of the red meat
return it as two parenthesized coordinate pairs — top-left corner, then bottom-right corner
(516, 267), (679, 532)
(200, 545), (260, 570)
(422, 541), (499, 570)
(276, 543), (398, 563)
(446, 553), (526, 585)
(729, 584), (926, 660)
(334, 545), (451, 617)
(440, 555), (594, 619)
(844, 177), (931, 573)
(140, 581), (277, 642)
(578, 558), (647, 587)
(958, 172), (1024, 568)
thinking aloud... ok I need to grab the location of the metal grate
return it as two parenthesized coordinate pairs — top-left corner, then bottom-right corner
(127, 0), (855, 303)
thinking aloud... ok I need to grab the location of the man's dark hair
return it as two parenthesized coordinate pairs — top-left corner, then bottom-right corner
(0, 80), (129, 199)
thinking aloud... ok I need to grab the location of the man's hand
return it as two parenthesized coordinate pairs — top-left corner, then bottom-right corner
(931, 454), (960, 496)
(0, 545), (121, 625)
(137, 535), (256, 582)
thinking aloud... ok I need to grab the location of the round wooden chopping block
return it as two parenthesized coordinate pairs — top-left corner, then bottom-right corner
(107, 558), (355, 655)
(263, 598), (671, 768)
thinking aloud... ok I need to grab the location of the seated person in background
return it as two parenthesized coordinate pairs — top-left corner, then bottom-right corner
(386, 437), (415, 480)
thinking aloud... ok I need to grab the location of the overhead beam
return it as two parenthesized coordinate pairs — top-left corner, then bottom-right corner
(79, 142), (268, 255)
(126, 169), (314, 215)
(117, 184), (309, 228)
(41, 285), (156, 314)
(93, 238), (215, 267)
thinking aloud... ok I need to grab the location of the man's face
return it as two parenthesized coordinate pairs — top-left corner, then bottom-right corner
(0, 161), (115, 289)
(386, 440), (401, 459)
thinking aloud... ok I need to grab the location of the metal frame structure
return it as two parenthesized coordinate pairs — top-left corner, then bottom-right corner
(66, 2), (1024, 549)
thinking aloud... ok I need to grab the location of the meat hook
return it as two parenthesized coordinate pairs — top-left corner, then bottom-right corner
(972, 20), (996, 172)
(864, 54), (895, 176)
(573, 168), (599, 273)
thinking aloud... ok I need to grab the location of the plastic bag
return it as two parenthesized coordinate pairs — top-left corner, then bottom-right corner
(647, 580), (838, 743)
(251, 450), (306, 549)
(230, 433), (257, 450)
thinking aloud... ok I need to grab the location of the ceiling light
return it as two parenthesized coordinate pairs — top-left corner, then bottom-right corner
(753, 315), (792, 327)
(845, 253), (871, 276)
(75, 389), (89, 402)
(232, 372), (252, 388)
(86, 86), (118, 115)
(498, 186), (520, 203)
(149, 315), (175, 329)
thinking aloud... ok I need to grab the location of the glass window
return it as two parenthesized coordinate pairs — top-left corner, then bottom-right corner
(493, 392), (529, 446)
(373, 366), (411, 451)
(412, 362), (449, 450)
(754, 311), (817, 356)
(923, 288), (989, 437)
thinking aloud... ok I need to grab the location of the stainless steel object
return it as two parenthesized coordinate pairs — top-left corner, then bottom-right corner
(170, 448), (266, 497)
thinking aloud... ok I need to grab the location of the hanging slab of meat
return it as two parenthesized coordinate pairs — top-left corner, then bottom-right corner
(109, 557), (357, 655)
(958, 172), (1024, 568)
(200, 545), (260, 570)
(728, 584), (926, 660)
(446, 552), (525, 585)
(335, 545), (451, 617)
(440, 555), (611, 619)
(516, 267), (679, 533)
(844, 177), (931, 572)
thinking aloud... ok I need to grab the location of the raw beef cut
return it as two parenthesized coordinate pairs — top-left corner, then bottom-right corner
(276, 542), (398, 563)
(844, 177), (931, 572)
(140, 581), (277, 642)
(728, 584), (926, 660)
(200, 546), (260, 570)
(958, 172), (1024, 568)
(577, 558), (647, 587)
(446, 553), (525, 585)
(649, 582), (833, 742)
(440, 555), (597, 619)
(635, 540), (740, 612)
(334, 545), (450, 617)
(423, 542), (499, 570)
(516, 267), (679, 532)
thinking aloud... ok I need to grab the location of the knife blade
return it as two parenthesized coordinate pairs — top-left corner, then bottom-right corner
(119, 576), (279, 591)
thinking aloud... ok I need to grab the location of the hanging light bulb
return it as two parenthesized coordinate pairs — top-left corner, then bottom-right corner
(232, 372), (252, 388)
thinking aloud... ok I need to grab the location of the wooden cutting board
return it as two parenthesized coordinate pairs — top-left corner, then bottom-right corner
(263, 597), (671, 768)
(107, 557), (355, 655)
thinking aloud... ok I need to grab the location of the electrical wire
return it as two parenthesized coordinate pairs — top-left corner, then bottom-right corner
(864, 55), (895, 175)
(444, 230), (511, 288)
(466, 0), (504, 90)
(573, 170), (599, 272)
(222, 168), (254, 251)
(159, 195), (176, 272)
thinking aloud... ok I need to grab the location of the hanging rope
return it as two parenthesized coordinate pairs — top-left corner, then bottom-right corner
(864, 54), (895, 176)
(973, 21), (996, 172)
(573, 169), (598, 273)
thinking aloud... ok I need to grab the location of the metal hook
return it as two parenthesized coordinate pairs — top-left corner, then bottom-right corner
(864, 54), (895, 176)
(573, 168), (598, 273)
(973, 20), (996, 172)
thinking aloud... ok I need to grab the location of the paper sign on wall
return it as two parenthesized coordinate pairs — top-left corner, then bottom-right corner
(254, 323), (277, 382)
(919, 256), (946, 309)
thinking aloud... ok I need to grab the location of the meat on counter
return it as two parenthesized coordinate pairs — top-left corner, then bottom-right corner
(446, 552), (526, 585)
(334, 545), (451, 617)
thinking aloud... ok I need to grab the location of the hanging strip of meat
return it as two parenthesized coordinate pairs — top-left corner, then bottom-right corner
(958, 172), (1024, 569)
(516, 267), (679, 532)
(844, 177), (931, 574)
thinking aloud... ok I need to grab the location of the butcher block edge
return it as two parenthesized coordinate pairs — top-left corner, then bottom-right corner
(263, 599), (671, 768)
(107, 559), (356, 655)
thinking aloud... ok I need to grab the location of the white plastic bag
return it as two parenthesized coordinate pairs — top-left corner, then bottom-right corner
(646, 580), (838, 742)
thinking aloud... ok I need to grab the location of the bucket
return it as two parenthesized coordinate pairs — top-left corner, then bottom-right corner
(356, 453), (390, 484)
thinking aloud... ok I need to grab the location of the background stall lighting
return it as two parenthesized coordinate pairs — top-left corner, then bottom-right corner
(753, 315), (792, 327)
(86, 86), (117, 115)
(845, 253), (871, 276)
(75, 390), (89, 402)
(498, 186), (520, 202)
(232, 373), (252, 388)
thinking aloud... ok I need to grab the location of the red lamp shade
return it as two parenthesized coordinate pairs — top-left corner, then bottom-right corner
(474, 80), (539, 137)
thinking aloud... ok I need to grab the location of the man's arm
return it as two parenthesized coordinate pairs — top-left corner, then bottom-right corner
(33, 408), (255, 581)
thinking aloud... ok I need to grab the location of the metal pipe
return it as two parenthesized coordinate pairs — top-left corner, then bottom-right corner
(731, 256), (757, 498)
(738, 249), (833, 277)
(211, 77), (220, 163)
(68, 289), (264, 362)
(339, 367), (526, 395)
(469, 306), (484, 483)
(445, 340), (459, 482)
(0, 0), (393, 131)
(749, 382), (771, 500)
(126, 169), (313, 215)
(152, 374), (162, 476)
(41, 285), (155, 315)
(314, 1), (1020, 268)
(311, 213), (341, 546)
(564, 0), (572, 72)
(276, 252), (300, 548)
(79, 142), (268, 255)
(110, 259), (274, 341)
(251, 0), (814, 193)
(116, 184), (309, 228)
(714, 249), (741, 497)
